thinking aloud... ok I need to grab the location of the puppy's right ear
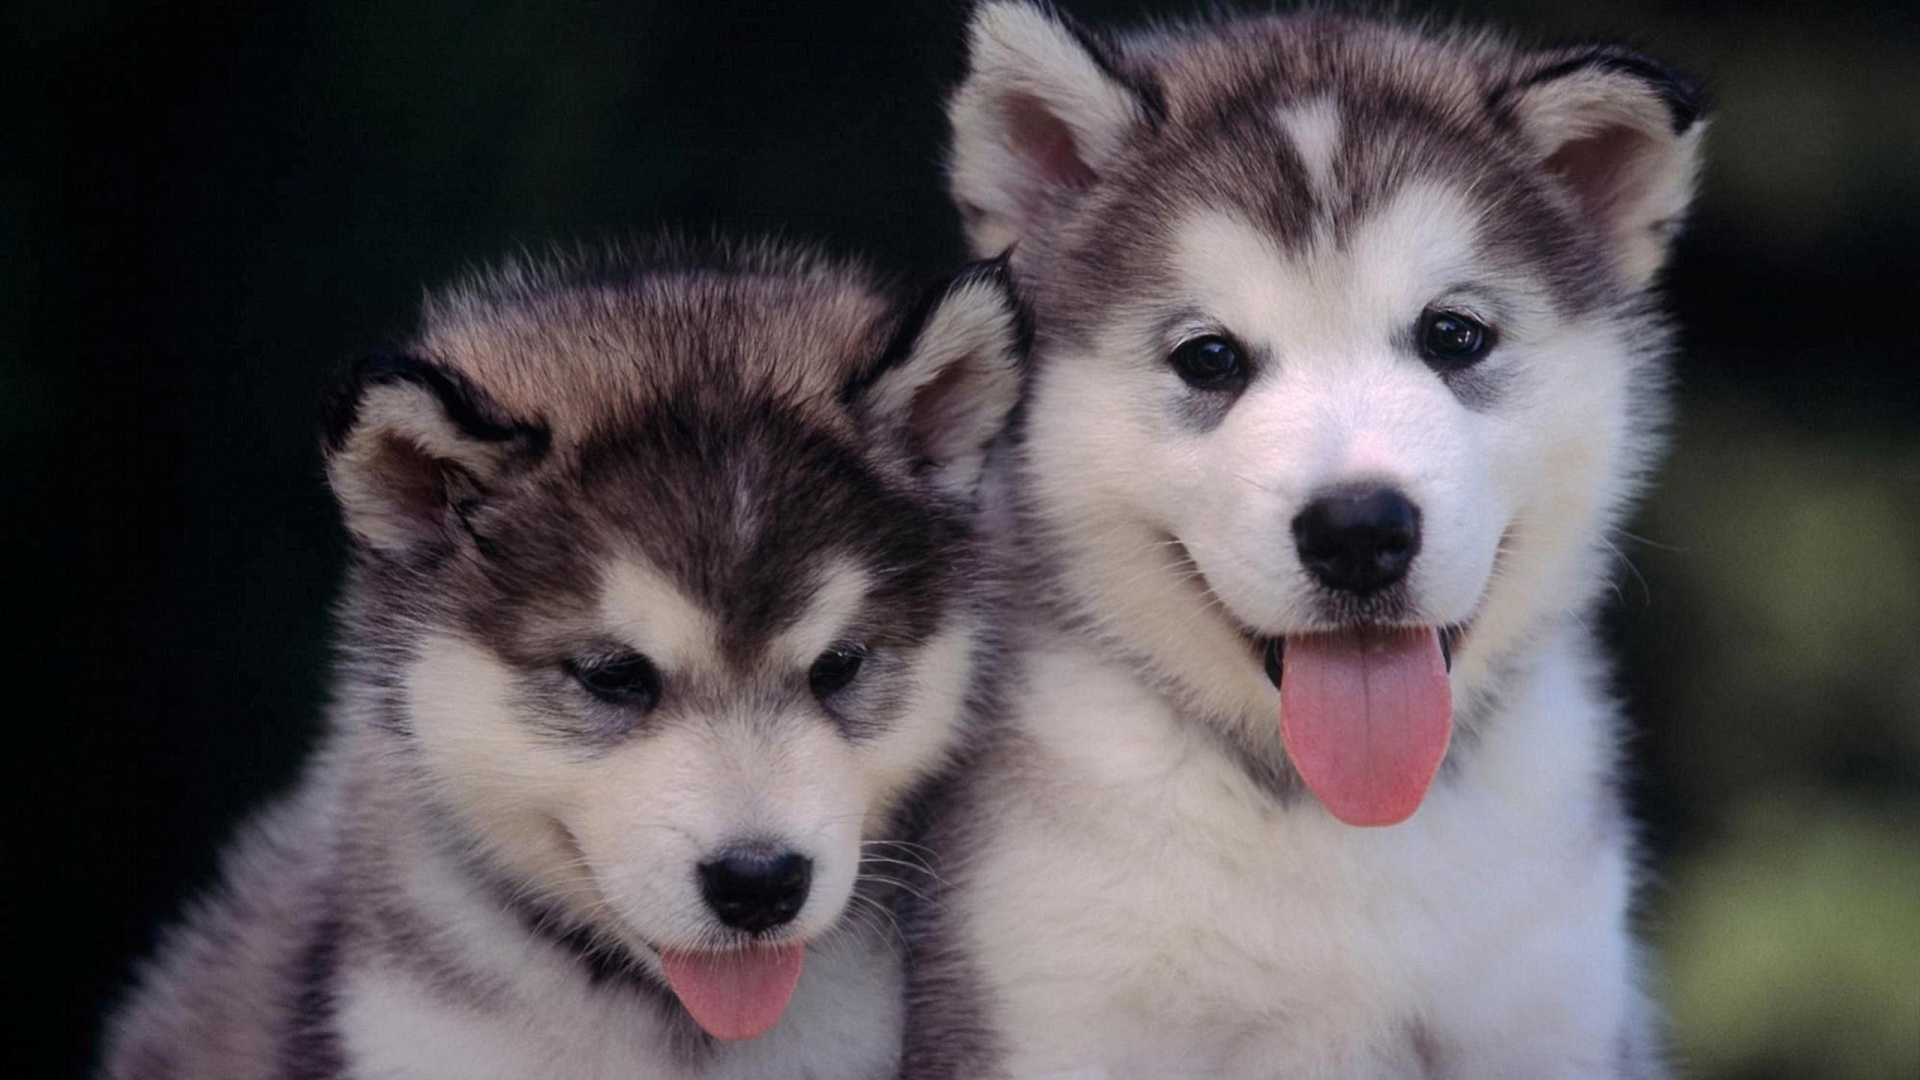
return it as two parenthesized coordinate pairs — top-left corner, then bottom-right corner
(320, 353), (548, 560)
(948, 1), (1158, 256)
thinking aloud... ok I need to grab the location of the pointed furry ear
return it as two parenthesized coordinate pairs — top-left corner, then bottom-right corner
(1494, 46), (1707, 288)
(848, 258), (1028, 500)
(320, 353), (549, 559)
(947, 0), (1158, 256)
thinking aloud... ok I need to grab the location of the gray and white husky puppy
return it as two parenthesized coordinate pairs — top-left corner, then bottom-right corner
(905, 3), (1705, 1077)
(99, 241), (1025, 1079)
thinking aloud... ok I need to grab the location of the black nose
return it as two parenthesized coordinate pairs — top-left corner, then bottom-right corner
(1291, 486), (1421, 595)
(698, 850), (813, 933)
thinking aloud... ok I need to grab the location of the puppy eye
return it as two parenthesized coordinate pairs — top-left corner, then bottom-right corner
(1168, 334), (1248, 389)
(567, 651), (661, 709)
(808, 643), (866, 699)
(1419, 309), (1496, 371)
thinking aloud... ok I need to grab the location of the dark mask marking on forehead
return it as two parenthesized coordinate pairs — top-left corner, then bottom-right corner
(347, 242), (1002, 694)
(1056, 108), (1603, 350)
(1034, 102), (1319, 347)
(554, 388), (966, 667)
(1023, 21), (1645, 345)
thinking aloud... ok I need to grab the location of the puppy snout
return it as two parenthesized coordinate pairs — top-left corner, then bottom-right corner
(698, 848), (813, 933)
(1291, 486), (1421, 595)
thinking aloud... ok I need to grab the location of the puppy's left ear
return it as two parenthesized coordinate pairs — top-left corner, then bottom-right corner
(1493, 46), (1707, 289)
(847, 258), (1028, 500)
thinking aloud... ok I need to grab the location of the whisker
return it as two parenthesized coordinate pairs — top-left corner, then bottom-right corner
(858, 853), (944, 885)
(1598, 534), (1652, 607)
(856, 871), (935, 906)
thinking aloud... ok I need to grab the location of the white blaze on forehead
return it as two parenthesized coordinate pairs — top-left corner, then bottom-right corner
(769, 558), (871, 668)
(1274, 95), (1342, 195)
(598, 559), (721, 673)
(731, 469), (760, 549)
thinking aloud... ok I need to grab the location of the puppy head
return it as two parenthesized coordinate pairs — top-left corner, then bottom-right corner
(950, 5), (1701, 781)
(324, 245), (1023, 1033)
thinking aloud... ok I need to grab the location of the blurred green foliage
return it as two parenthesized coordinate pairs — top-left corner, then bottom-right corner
(1638, 407), (1920, 1078)
(1661, 795), (1920, 1079)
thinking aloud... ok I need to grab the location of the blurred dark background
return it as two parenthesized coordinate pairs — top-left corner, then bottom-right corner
(7, 1), (1915, 1076)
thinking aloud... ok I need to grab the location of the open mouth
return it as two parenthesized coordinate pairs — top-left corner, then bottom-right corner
(1246, 552), (1497, 831)
(1226, 600), (1478, 830)
(1169, 536), (1487, 827)
(552, 821), (811, 1042)
(1255, 625), (1457, 828)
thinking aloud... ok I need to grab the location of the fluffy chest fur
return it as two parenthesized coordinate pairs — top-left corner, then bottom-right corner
(335, 892), (905, 1080)
(949, 636), (1638, 1079)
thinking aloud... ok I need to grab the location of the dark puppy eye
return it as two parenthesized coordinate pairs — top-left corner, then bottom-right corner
(1168, 334), (1247, 389)
(1419, 309), (1495, 371)
(567, 651), (661, 709)
(809, 643), (865, 699)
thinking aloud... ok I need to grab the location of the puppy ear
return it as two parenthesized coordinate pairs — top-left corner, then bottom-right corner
(947, 0), (1158, 256)
(320, 353), (549, 559)
(847, 258), (1028, 500)
(1493, 46), (1707, 289)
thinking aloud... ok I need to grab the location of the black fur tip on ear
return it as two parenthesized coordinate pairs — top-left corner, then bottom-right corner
(958, 248), (1035, 368)
(319, 350), (550, 460)
(1508, 45), (1707, 135)
(845, 255), (1032, 407)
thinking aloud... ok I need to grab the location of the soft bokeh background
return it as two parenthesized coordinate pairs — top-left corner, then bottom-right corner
(7, 1), (1915, 1076)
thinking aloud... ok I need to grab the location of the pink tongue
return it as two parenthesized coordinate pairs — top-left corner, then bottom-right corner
(658, 942), (806, 1041)
(1279, 627), (1453, 827)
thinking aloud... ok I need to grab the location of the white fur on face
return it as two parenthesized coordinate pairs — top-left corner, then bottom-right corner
(405, 633), (863, 959)
(1162, 192), (1506, 634)
(569, 701), (867, 951)
(404, 550), (977, 959)
(1024, 180), (1646, 708)
(597, 561), (725, 678)
(767, 559), (871, 672)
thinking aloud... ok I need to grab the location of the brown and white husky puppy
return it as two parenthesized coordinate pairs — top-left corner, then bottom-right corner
(905, 3), (1705, 1077)
(99, 241), (1025, 1080)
